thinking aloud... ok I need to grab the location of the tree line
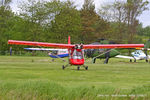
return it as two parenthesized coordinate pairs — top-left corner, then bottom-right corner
(0, 0), (149, 55)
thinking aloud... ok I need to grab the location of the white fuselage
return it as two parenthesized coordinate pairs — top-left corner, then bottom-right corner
(131, 50), (148, 60)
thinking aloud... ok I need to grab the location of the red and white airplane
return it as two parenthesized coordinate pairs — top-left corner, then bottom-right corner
(8, 36), (144, 70)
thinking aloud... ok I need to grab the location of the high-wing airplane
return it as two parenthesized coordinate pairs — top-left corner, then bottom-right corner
(8, 36), (144, 70)
(116, 50), (150, 62)
(24, 48), (69, 58)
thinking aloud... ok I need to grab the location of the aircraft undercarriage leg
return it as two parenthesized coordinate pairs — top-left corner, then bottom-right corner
(130, 59), (137, 62)
(144, 49), (148, 63)
(77, 66), (80, 70)
(145, 55), (148, 62)
(62, 64), (88, 70)
(62, 64), (70, 70)
(92, 58), (96, 63)
(134, 59), (136, 62)
(132, 56), (136, 62)
(104, 57), (109, 64)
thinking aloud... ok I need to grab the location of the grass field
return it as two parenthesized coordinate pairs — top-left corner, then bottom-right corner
(0, 56), (150, 100)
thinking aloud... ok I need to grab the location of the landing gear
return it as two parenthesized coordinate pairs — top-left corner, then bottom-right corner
(92, 58), (96, 63)
(130, 59), (132, 62)
(130, 58), (136, 62)
(62, 64), (88, 70)
(62, 64), (69, 70)
(146, 59), (148, 62)
(104, 57), (109, 64)
(77, 66), (80, 70)
(83, 65), (88, 70)
(134, 59), (136, 62)
(62, 65), (65, 70)
(85, 66), (88, 70)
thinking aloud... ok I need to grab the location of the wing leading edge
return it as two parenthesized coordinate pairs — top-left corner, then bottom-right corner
(8, 40), (74, 49)
(8, 40), (144, 49)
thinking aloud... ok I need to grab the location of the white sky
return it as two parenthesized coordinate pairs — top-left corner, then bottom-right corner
(10, 0), (150, 27)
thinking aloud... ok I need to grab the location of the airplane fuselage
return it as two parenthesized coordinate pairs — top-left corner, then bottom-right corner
(131, 50), (147, 60)
(68, 47), (84, 65)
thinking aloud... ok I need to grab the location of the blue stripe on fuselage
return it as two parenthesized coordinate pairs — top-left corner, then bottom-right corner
(49, 53), (69, 58)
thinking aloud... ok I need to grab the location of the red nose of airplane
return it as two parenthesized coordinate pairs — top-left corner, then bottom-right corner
(69, 59), (84, 65)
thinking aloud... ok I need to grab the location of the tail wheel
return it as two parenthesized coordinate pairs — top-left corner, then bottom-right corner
(62, 65), (65, 70)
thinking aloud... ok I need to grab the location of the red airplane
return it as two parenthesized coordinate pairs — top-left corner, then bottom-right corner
(8, 36), (144, 70)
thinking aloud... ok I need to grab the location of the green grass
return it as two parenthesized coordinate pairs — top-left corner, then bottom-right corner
(0, 56), (150, 100)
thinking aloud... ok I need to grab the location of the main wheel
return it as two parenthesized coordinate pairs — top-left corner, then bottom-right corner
(130, 59), (132, 62)
(85, 66), (88, 70)
(146, 59), (148, 62)
(77, 66), (80, 70)
(62, 65), (65, 70)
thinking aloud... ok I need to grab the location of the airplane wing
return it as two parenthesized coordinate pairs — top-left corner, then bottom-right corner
(24, 48), (68, 51)
(83, 44), (144, 49)
(115, 55), (140, 60)
(136, 48), (150, 51)
(8, 40), (74, 49)
(8, 40), (144, 49)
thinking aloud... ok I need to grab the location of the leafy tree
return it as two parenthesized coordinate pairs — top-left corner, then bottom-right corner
(80, 0), (109, 43)
(125, 0), (149, 43)
(19, 0), (47, 42)
(98, 0), (149, 43)
(0, 5), (14, 54)
(50, 1), (82, 43)
(98, 1), (129, 43)
(0, 0), (11, 7)
(137, 25), (150, 39)
(80, 0), (97, 43)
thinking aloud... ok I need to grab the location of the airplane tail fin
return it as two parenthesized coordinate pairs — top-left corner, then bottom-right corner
(68, 36), (71, 44)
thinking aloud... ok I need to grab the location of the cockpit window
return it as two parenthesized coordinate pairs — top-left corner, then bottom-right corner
(71, 49), (83, 59)
(136, 50), (144, 55)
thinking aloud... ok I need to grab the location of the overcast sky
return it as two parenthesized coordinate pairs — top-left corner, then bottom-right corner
(10, 0), (150, 27)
